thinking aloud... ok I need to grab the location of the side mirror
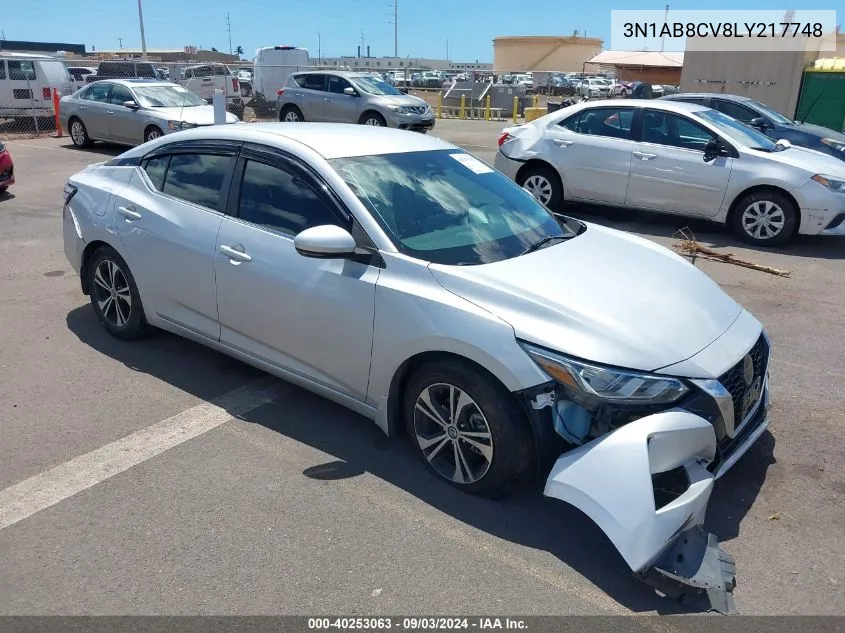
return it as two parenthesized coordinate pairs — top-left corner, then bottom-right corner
(749, 117), (769, 129)
(123, 100), (139, 110)
(703, 137), (729, 162)
(343, 86), (357, 96)
(294, 225), (357, 259)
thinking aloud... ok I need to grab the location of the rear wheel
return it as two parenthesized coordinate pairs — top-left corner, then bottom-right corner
(517, 164), (563, 210)
(730, 190), (797, 246)
(86, 246), (148, 340)
(403, 360), (534, 498)
(280, 106), (304, 122)
(69, 118), (92, 148)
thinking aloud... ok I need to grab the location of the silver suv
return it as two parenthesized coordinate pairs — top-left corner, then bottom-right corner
(276, 71), (435, 132)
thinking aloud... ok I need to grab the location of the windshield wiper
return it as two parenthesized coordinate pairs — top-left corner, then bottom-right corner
(520, 235), (568, 256)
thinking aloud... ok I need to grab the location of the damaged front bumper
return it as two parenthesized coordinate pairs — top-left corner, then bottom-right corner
(543, 408), (768, 614)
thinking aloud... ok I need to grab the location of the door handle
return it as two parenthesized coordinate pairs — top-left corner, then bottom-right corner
(219, 244), (252, 263)
(107, 110), (115, 115)
(553, 139), (574, 147)
(633, 151), (657, 160)
(116, 205), (141, 220)
(79, 105), (87, 110)
(324, 97), (333, 101)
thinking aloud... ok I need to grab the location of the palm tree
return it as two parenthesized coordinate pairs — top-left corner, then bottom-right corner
(235, 45), (244, 55)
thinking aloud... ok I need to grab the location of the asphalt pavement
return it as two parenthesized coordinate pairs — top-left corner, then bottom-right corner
(0, 121), (843, 616)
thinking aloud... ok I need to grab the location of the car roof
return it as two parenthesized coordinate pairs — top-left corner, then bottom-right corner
(292, 70), (383, 77)
(118, 122), (458, 161)
(662, 92), (753, 104)
(576, 99), (710, 114)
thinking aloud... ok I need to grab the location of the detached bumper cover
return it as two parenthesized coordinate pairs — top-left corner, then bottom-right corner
(543, 410), (740, 614)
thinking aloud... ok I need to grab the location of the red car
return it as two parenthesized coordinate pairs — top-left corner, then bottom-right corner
(0, 140), (14, 192)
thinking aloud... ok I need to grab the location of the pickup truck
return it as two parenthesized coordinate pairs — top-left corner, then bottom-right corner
(180, 64), (244, 117)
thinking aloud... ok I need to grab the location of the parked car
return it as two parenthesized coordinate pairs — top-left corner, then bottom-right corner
(68, 66), (98, 91)
(0, 53), (75, 121)
(63, 122), (770, 612)
(578, 78), (609, 99)
(651, 84), (665, 98)
(276, 71), (434, 132)
(85, 60), (162, 84)
(180, 64), (244, 117)
(661, 92), (845, 162)
(0, 140), (14, 192)
(495, 99), (845, 245)
(59, 79), (239, 147)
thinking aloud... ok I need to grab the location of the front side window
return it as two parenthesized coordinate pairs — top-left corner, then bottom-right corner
(8, 61), (37, 81)
(746, 99), (793, 125)
(237, 160), (342, 235)
(712, 99), (758, 124)
(109, 84), (134, 106)
(330, 149), (580, 266)
(559, 107), (633, 140)
(327, 75), (353, 94)
(83, 83), (111, 102)
(642, 110), (712, 150)
(161, 153), (233, 210)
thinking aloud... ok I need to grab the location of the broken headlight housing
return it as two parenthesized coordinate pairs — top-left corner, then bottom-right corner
(521, 342), (690, 406)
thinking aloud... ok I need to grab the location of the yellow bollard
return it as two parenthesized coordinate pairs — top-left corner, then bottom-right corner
(459, 94), (466, 120)
(485, 94), (491, 121)
(512, 96), (519, 123)
(437, 92), (442, 119)
(532, 93), (539, 108)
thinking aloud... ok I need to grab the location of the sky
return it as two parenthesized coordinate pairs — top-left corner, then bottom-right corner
(0, 0), (840, 62)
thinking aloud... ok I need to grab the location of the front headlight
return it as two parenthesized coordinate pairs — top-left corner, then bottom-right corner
(521, 342), (690, 405)
(820, 137), (845, 152)
(167, 120), (180, 130)
(386, 105), (403, 112)
(811, 174), (845, 193)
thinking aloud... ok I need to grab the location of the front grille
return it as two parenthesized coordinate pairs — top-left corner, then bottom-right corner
(717, 333), (769, 426)
(405, 106), (427, 114)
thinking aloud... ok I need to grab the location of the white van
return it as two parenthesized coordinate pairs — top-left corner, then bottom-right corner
(251, 46), (309, 115)
(0, 53), (74, 119)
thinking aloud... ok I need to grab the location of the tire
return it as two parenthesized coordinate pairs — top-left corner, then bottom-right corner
(86, 246), (148, 340)
(730, 190), (797, 246)
(359, 111), (386, 127)
(517, 164), (563, 210)
(0, 186), (7, 193)
(403, 360), (534, 498)
(69, 117), (92, 148)
(280, 105), (304, 123)
(144, 126), (164, 143)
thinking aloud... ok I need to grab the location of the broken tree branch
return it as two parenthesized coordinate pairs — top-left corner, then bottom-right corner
(672, 228), (791, 278)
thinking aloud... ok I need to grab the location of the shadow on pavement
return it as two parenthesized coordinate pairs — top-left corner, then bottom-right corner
(59, 142), (126, 157)
(66, 303), (775, 615)
(562, 203), (845, 261)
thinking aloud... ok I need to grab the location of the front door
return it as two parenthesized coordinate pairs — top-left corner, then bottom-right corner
(105, 83), (144, 144)
(114, 145), (238, 339)
(323, 74), (359, 123)
(547, 105), (635, 204)
(626, 109), (733, 217)
(214, 148), (378, 400)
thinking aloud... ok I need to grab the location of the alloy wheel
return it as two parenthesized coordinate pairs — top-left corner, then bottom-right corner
(146, 128), (162, 141)
(71, 121), (86, 146)
(364, 117), (383, 126)
(741, 200), (785, 240)
(92, 259), (132, 328)
(523, 174), (553, 205)
(284, 111), (301, 122)
(413, 383), (494, 484)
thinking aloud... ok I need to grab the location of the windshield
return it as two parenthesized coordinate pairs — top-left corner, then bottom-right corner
(330, 149), (579, 265)
(696, 108), (778, 151)
(133, 85), (206, 108)
(746, 99), (794, 125)
(351, 75), (403, 96)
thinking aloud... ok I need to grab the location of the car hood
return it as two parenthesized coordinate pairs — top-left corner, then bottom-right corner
(373, 94), (429, 108)
(146, 105), (239, 125)
(744, 143), (845, 177)
(789, 121), (845, 142)
(427, 223), (742, 374)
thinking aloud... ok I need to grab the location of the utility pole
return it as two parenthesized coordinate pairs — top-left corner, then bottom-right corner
(446, 39), (449, 61)
(226, 12), (232, 55)
(317, 31), (321, 65)
(118, 37), (123, 49)
(137, 0), (148, 58)
(660, 4), (668, 51)
(393, 0), (398, 57)
(361, 30), (365, 56)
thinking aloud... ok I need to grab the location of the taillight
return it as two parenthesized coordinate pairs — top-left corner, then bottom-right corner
(43, 87), (52, 100)
(498, 132), (513, 147)
(232, 77), (238, 92)
(277, 88), (285, 96)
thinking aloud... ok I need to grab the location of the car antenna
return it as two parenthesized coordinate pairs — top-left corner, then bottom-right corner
(798, 89), (824, 124)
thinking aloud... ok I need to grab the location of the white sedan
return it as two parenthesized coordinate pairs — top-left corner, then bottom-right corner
(495, 99), (845, 245)
(64, 123), (769, 612)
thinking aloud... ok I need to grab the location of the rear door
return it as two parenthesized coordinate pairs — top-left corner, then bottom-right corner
(76, 82), (113, 139)
(545, 105), (636, 204)
(626, 109), (733, 217)
(292, 73), (327, 120)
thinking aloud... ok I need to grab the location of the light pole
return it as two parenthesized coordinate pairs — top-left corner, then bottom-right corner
(317, 31), (322, 65)
(137, 0), (148, 58)
(393, 0), (398, 57)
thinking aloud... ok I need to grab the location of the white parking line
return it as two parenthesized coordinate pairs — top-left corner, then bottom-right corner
(0, 376), (287, 531)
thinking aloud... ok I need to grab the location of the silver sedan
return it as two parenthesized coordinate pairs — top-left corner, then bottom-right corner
(59, 79), (239, 147)
(63, 123), (769, 612)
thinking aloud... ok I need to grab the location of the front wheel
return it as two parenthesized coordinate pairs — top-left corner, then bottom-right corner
(360, 112), (386, 127)
(730, 190), (797, 246)
(144, 126), (164, 143)
(403, 361), (534, 498)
